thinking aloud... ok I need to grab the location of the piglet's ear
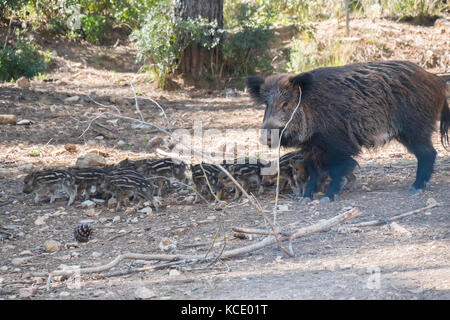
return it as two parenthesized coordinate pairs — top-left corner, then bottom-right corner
(246, 76), (265, 104)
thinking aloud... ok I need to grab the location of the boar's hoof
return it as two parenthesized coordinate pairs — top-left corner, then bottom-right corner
(320, 195), (338, 202)
(287, 193), (297, 199)
(408, 186), (423, 195)
(298, 197), (312, 204)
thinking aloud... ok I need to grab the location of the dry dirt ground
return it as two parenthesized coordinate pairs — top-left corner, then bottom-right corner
(0, 17), (449, 300)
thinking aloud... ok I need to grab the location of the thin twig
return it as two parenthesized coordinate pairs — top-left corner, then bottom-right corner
(273, 87), (302, 225)
(39, 208), (359, 281)
(130, 77), (145, 122)
(346, 203), (441, 228)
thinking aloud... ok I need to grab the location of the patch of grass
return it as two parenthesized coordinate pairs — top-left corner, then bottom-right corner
(357, 0), (448, 25)
(287, 30), (353, 72)
(287, 28), (390, 73)
(0, 35), (48, 82)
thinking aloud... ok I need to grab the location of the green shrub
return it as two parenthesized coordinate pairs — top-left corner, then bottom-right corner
(287, 27), (389, 73)
(0, 36), (48, 82)
(131, 1), (223, 89)
(222, 2), (275, 77)
(81, 14), (107, 43)
(287, 30), (352, 73)
(130, 1), (178, 89)
(379, 0), (447, 22)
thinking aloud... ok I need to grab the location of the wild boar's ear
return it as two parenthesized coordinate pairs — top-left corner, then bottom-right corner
(289, 72), (312, 93)
(246, 76), (265, 104)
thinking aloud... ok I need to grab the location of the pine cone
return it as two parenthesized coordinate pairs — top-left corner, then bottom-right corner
(74, 223), (94, 243)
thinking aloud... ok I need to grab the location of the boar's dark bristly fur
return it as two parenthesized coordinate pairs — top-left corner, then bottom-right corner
(247, 61), (449, 202)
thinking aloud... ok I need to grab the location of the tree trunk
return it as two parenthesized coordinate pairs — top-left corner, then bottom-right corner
(174, 0), (223, 82)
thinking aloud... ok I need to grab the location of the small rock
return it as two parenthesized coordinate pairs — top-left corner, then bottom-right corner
(158, 238), (176, 252)
(75, 153), (106, 168)
(138, 207), (153, 214)
(146, 136), (163, 149)
(184, 196), (195, 204)
(95, 135), (104, 140)
(112, 216), (120, 223)
(117, 140), (126, 147)
(64, 144), (77, 153)
(125, 207), (136, 215)
(92, 251), (102, 258)
(19, 287), (36, 298)
(1, 266), (8, 271)
(134, 287), (156, 300)
(99, 218), (108, 223)
(390, 222), (412, 238)
(169, 269), (181, 277)
(16, 77), (30, 89)
(44, 240), (61, 253)
(108, 198), (118, 208)
(93, 290), (106, 297)
(16, 119), (33, 125)
(11, 257), (31, 266)
(59, 291), (71, 297)
(223, 88), (237, 98)
(109, 95), (128, 107)
(19, 250), (33, 257)
(34, 87), (48, 93)
(64, 96), (80, 103)
(78, 219), (95, 224)
(81, 200), (96, 209)
(0, 114), (18, 125)
(172, 228), (185, 235)
(130, 217), (138, 223)
(426, 198), (437, 206)
(85, 209), (97, 217)
(106, 119), (119, 126)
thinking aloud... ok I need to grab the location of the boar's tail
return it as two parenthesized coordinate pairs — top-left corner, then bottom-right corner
(441, 100), (450, 150)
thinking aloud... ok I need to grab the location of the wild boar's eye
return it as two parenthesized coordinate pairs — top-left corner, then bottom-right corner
(281, 101), (289, 110)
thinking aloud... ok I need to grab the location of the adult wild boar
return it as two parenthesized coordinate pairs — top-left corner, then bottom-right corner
(247, 61), (449, 202)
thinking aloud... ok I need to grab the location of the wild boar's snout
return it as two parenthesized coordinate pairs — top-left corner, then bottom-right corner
(260, 118), (284, 146)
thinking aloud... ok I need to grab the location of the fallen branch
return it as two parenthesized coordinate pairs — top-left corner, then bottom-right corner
(346, 203), (440, 228)
(40, 208), (359, 282)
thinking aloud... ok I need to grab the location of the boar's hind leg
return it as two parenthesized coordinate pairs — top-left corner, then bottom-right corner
(299, 161), (324, 203)
(321, 157), (358, 202)
(399, 137), (436, 195)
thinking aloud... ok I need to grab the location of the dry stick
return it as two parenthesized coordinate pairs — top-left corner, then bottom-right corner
(273, 87), (303, 226)
(346, 203), (441, 228)
(40, 208), (359, 280)
(122, 95), (172, 131)
(86, 94), (122, 114)
(77, 114), (105, 139)
(130, 78), (145, 122)
(232, 227), (287, 236)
